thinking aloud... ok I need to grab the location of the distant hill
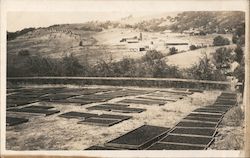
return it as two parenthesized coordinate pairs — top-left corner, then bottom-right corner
(7, 11), (245, 69)
(7, 28), (35, 41)
(168, 11), (245, 33)
(116, 11), (245, 33)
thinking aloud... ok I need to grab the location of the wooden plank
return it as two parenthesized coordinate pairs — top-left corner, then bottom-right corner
(169, 127), (217, 137)
(22, 105), (54, 110)
(217, 96), (237, 100)
(6, 117), (29, 126)
(71, 95), (113, 102)
(160, 135), (214, 147)
(40, 94), (76, 101)
(87, 105), (146, 113)
(96, 114), (132, 121)
(85, 145), (118, 150)
(214, 100), (237, 106)
(118, 99), (165, 105)
(7, 98), (38, 107)
(7, 108), (60, 116)
(193, 107), (226, 114)
(147, 142), (205, 150)
(205, 105), (231, 111)
(78, 118), (123, 127)
(58, 111), (98, 119)
(176, 121), (218, 128)
(187, 113), (223, 119)
(136, 97), (169, 102)
(100, 103), (130, 107)
(183, 116), (221, 123)
(105, 125), (170, 149)
(56, 98), (94, 105)
(188, 89), (203, 93)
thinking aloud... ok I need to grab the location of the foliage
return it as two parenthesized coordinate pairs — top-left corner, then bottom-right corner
(213, 36), (230, 46)
(169, 47), (178, 55)
(234, 45), (244, 63)
(212, 47), (233, 69)
(233, 59), (245, 82)
(189, 45), (197, 50)
(142, 50), (164, 62)
(7, 27), (35, 41)
(232, 23), (245, 46)
(186, 53), (226, 81)
(169, 11), (244, 33)
(92, 59), (113, 77)
(61, 54), (84, 76)
(110, 58), (137, 77)
(25, 55), (62, 76)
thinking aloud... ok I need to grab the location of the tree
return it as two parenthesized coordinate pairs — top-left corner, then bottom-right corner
(212, 47), (233, 70)
(92, 59), (113, 77)
(233, 63), (245, 82)
(213, 35), (230, 46)
(187, 53), (226, 81)
(232, 23), (245, 46)
(234, 45), (244, 63)
(142, 50), (164, 63)
(61, 54), (83, 76)
(111, 58), (136, 77)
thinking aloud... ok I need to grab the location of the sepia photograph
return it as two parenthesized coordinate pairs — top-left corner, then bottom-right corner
(1, 0), (249, 157)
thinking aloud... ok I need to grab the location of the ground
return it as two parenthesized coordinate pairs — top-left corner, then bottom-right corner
(6, 84), (225, 150)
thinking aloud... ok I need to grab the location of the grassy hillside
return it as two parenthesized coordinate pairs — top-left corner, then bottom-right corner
(7, 11), (245, 78)
(169, 11), (245, 33)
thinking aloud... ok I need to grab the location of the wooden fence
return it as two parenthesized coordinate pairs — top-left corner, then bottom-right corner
(7, 77), (236, 90)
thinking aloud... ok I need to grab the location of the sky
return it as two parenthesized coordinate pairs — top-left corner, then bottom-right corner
(7, 12), (164, 32)
(5, 0), (248, 32)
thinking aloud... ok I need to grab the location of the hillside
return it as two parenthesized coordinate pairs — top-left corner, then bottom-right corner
(7, 11), (244, 74)
(169, 11), (245, 33)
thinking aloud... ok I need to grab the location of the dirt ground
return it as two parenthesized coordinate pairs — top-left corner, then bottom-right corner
(6, 85), (222, 150)
(209, 105), (245, 150)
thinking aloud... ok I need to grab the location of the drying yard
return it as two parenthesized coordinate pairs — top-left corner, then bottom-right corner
(6, 84), (242, 150)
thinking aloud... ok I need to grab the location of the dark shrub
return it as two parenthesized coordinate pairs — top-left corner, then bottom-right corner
(25, 55), (62, 76)
(189, 45), (197, 50)
(111, 58), (136, 77)
(92, 60), (113, 77)
(7, 27), (35, 41)
(213, 35), (230, 46)
(169, 47), (178, 55)
(61, 54), (83, 76)
(142, 50), (164, 62)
